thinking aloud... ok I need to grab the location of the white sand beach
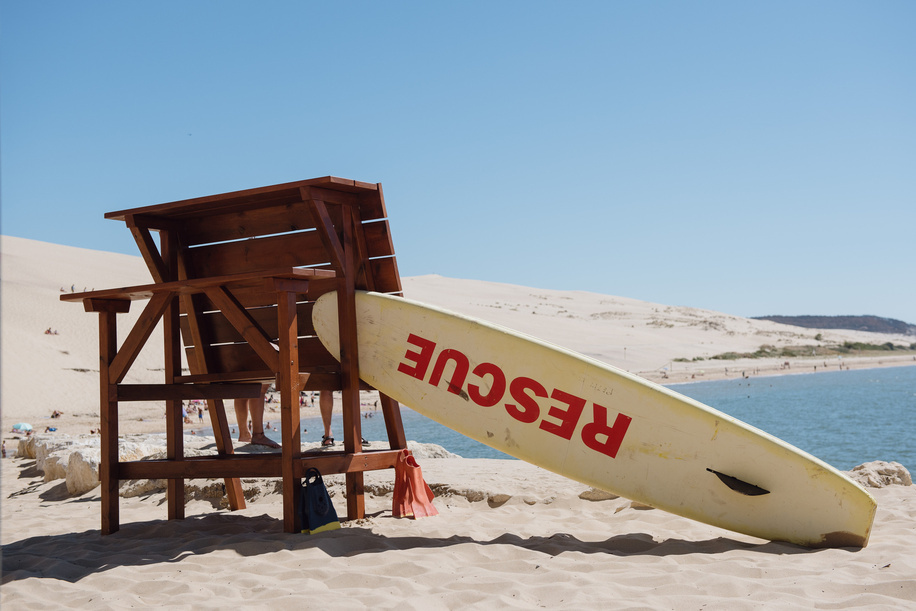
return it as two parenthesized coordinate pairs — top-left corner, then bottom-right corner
(3, 447), (915, 609)
(3, 235), (915, 608)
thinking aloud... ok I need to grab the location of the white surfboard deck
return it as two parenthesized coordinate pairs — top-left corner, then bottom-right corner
(313, 291), (876, 547)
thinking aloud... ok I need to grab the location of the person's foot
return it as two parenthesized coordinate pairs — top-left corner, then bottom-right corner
(321, 435), (334, 447)
(249, 433), (281, 448)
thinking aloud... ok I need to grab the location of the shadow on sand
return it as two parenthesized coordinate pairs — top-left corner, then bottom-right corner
(2, 511), (821, 585)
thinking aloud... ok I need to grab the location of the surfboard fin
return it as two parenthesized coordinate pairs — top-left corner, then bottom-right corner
(707, 468), (770, 496)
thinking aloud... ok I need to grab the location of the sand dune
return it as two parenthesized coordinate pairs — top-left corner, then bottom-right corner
(3, 235), (912, 438)
(2, 235), (914, 609)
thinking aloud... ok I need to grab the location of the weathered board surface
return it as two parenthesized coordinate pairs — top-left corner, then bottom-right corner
(313, 291), (876, 547)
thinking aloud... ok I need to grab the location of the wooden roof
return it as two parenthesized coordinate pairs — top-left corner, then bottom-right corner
(105, 176), (387, 224)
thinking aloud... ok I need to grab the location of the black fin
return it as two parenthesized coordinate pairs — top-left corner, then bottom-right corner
(707, 468), (770, 496)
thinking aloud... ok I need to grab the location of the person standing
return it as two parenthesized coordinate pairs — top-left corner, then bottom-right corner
(234, 384), (280, 448)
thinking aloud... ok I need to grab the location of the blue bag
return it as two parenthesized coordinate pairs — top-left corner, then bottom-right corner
(300, 467), (340, 534)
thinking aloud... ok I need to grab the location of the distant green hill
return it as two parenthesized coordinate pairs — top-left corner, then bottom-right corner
(752, 315), (916, 336)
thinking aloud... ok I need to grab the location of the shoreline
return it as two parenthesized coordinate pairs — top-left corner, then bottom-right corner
(637, 353), (916, 385)
(5, 357), (913, 454)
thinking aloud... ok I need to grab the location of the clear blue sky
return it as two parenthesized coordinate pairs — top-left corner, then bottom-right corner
(3, 1), (914, 323)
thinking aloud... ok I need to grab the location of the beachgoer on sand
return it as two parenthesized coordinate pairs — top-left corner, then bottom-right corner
(234, 384), (280, 448)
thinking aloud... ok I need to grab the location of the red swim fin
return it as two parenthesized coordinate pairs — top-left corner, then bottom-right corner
(392, 449), (413, 518)
(392, 449), (438, 518)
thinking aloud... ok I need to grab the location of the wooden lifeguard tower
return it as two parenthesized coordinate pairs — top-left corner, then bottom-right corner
(61, 177), (408, 534)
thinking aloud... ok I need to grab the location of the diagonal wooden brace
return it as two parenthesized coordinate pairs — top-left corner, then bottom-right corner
(304, 193), (345, 274)
(109, 291), (174, 384)
(203, 286), (280, 372)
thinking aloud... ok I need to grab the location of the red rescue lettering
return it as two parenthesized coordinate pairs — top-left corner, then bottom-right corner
(467, 362), (506, 407)
(429, 349), (470, 396)
(397, 334), (436, 380)
(539, 388), (587, 440)
(505, 377), (546, 424)
(397, 332), (632, 459)
(582, 403), (632, 458)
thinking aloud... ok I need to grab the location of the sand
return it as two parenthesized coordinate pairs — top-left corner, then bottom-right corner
(3, 454), (915, 608)
(2, 235), (915, 608)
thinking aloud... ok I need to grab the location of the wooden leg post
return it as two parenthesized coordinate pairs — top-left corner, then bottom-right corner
(380, 394), (407, 450)
(278, 290), (302, 533)
(339, 210), (366, 520)
(208, 399), (246, 510)
(162, 290), (185, 520)
(98, 309), (120, 535)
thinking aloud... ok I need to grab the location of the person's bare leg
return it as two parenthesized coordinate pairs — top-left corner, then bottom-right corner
(234, 398), (251, 443)
(250, 384), (280, 448)
(320, 391), (333, 445)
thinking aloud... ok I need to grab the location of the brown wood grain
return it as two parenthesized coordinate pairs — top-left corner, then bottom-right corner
(98, 310), (120, 535)
(117, 449), (401, 480)
(203, 286), (280, 372)
(109, 292), (173, 384)
(186, 232), (331, 278)
(278, 291), (303, 532)
(78, 177), (405, 535)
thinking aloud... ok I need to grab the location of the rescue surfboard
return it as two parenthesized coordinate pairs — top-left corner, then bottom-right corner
(312, 291), (876, 547)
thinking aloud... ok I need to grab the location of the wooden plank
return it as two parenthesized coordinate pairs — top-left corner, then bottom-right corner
(82, 298), (131, 313)
(293, 449), (401, 476)
(178, 302), (316, 346)
(127, 223), (167, 283)
(116, 383), (263, 401)
(351, 211), (373, 292)
(178, 202), (318, 246)
(105, 178), (373, 222)
(189, 231), (330, 278)
(116, 449), (401, 480)
(125, 213), (182, 232)
(305, 197), (345, 274)
(278, 291), (302, 533)
(98, 310), (120, 535)
(106, 185), (306, 222)
(373, 182), (389, 219)
(119, 455), (283, 479)
(207, 397), (247, 510)
(361, 219), (396, 258)
(109, 291), (173, 384)
(175, 370), (277, 384)
(307, 277), (340, 299)
(61, 268), (333, 303)
(177, 196), (349, 246)
(169, 371), (379, 391)
(368, 257), (402, 295)
(347, 471), (366, 520)
(203, 286), (280, 372)
(380, 394), (407, 449)
(339, 209), (366, 520)
(185, 336), (338, 375)
(160, 231), (185, 521)
(181, 288), (284, 312)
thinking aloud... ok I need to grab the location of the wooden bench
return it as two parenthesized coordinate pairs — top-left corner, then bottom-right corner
(62, 177), (408, 534)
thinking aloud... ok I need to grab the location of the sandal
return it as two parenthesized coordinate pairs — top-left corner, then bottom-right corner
(321, 435), (334, 447)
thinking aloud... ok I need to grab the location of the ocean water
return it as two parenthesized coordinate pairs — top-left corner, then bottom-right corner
(248, 366), (916, 471)
(668, 365), (916, 472)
